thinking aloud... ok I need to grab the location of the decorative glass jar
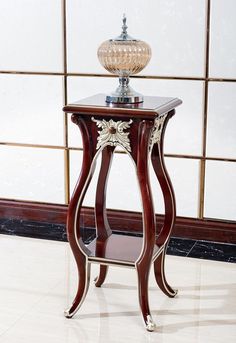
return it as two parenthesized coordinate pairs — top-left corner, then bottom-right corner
(97, 15), (151, 104)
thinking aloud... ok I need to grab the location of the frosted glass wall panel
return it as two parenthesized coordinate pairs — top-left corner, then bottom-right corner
(0, 75), (64, 146)
(165, 158), (200, 217)
(67, 77), (203, 153)
(0, 146), (64, 203)
(70, 150), (165, 213)
(207, 82), (236, 159)
(209, 0), (236, 78)
(70, 151), (83, 199)
(0, 0), (63, 72)
(70, 150), (199, 217)
(150, 164), (165, 215)
(132, 78), (204, 155)
(205, 161), (236, 221)
(67, 0), (206, 77)
(67, 77), (116, 147)
(151, 156), (200, 218)
(70, 150), (142, 211)
(70, 151), (105, 208)
(106, 153), (141, 212)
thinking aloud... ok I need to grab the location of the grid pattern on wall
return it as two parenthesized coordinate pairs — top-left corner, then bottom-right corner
(0, 0), (235, 221)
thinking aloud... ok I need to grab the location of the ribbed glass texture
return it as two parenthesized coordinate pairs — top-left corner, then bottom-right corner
(97, 40), (151, 76)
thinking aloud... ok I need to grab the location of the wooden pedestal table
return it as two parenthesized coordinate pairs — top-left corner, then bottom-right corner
(63, 94), (182, 331)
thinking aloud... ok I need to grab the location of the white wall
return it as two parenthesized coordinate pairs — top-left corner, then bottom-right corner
(0, 0), (235, 221)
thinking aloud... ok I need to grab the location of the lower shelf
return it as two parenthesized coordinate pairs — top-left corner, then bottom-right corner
(87, 234), (160, 267)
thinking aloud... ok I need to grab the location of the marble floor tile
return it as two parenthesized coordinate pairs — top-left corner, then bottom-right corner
(1, 220), (235, 262)
(188, 240), (236, 262)
(167, 237), (196, 256)
(0, 219), (66, 241)
(0, 235), (235, 343)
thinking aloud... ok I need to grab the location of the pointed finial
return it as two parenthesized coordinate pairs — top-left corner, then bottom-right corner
(113, 13), (135, 41)
(122, 13), (128, 36)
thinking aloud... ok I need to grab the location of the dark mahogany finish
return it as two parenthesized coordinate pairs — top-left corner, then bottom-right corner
(94, 146), (114, 286)
(151, 112), (178, 297)
(63, 94), (182, 331)
(64, 93), (181, 119)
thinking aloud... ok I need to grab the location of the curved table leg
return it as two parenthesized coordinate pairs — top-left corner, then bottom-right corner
(154, 246), (177, 297)
(94, 146), (114, 287)
(65, 258), (91, 318)
(65, 116), (97, 318)
(135, 120), (156, 331)
(151, 115), (177, 298)
(94, 265), (109, 287)
(136, 263), (156, 331)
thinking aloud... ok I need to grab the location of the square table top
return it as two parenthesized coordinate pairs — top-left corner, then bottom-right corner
(63, 93), (182, 119)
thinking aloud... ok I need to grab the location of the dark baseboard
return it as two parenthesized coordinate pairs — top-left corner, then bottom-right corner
(0, 199), (235, 244)
(0, 199), (67, 224)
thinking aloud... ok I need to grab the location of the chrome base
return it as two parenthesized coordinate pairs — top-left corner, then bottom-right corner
(106, 76), (144, 104)
(106, 93), (143, 104)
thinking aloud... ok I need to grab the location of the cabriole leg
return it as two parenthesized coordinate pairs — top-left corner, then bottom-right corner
(154, 245), (177, 297)
(94, 265), (109, 288)
(151, 113), (177, 298)
(136, 263), (156, 331)
(65, 116), (97, 318)
(65, 259), (91, 317)
(135, 120), (157, 331)
(94, 146), (114, 287)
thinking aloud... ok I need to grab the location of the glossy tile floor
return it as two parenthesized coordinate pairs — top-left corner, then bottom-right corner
(0, 235), (235, 343)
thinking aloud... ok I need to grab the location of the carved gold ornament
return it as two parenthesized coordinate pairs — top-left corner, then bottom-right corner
(92, 117), (133, 152)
